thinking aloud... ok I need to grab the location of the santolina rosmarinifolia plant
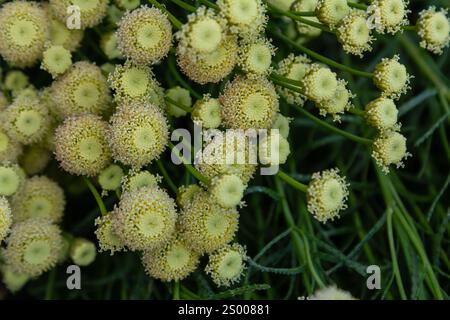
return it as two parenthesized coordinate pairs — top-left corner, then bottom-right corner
(0, 0), (448, 300)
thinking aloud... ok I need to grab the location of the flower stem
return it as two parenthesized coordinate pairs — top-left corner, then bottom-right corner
(269, 29), (374, 78)
(83, 177), (107, 216)
(148, 0), (182, 29)
(168, 55), (202, 99)
(173, 281), (180, 300)
(402, 25), (417, 31)
(199, 0), (219, 10)
(347, 1), (367, 10)
(172, 0), (196, 12)
(165, 96), (193, 113)
(168, 141), (209, 184)
(157, 159), (179, 194)
(276, 170), (308, 193)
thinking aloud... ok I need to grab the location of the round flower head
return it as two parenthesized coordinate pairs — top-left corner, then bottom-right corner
(220, 76), (279, 129)
(205, 243), (247, 287)
(217, 0), (268, 38)
(195, 131), (257, 184)
(4, 70), (28, 92)
(107, 4), (124, 25)
(310, 285), (356, 300)
(49, 0), (108, 30)
(210, 174), (246, 208)
(316, 80), (353, 121)
(41, 45), (72, 78)
(19, 145), (51, 175)
(192, 95), (222, 129)
(0, 263), (29, 292)
(121, 170), (160, 193)
(291, 0), (322, 37)
(177, 35), (238, 84)
(4, 96), (50, 145)
(101, 32), (122, 60)
(95, 211), (126, 255)
(372, 131), (411, 173)
(98, 164), (124, 191)
(367, 0), (409, 34)
(115, 0), (141, 11)
(69, 238), (97, 267)
(272, 113), (291, 138)
(108, 61), (164, 107)
(142, 236), (200, 282)
(0, 127), (23, 163)
(238, 37), (275, 77)
(12, 85), (39, 101)
(177, 184), (202, 209)
(365, 97), (399, 131)
(179, 190), (239, 254)
(165, 86), (192, 118)
(276, 54), (311, 105)
(48, 15), (83, 52)
(116, 6), (172, 65)
(417, 7), (450, 55)
(316, 0), (350, 28)
(0, 197), (12, 242)
(108, 102), (169, 168)
(0, 163), (26, 197)
(113, 186), (177, 251)
(3, 218), (63, 277)
(0, 1), (49, 68)
(306, 168), (349, 223)
(55, 114), (111, 176)
(301, 64), (338, 103)
(11, 176), (65, 223)
(176, 7), (227, 57)
(51, 61), (111, 117)
(373, 55), (411, 100)
(258, 130), (291, 165)
(337, 9), (374, 57)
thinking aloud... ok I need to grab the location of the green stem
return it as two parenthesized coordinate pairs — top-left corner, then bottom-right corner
(168, 141), (209, 184)
(270, 73), (302, 87)
(269, 29), (374, 78)
(45, 269), (56, 300)
(347, 1), (367, 10)
(173, 281), (180, 300)
(276, 170), (308, 192)
(438, 91), (450, 126)
(156, 159), (179, 194)
(148, 0), (182, 30)
(402, 25), (417, 31)
(168, 55), (202, 99)
(172, 0), (196, 12)
(165, 96), (193, 113)
(387, 207), (408, 300)
(198, 0), (219, 10)
(348, 107), (365, 116)
(83, 177), (107, 216)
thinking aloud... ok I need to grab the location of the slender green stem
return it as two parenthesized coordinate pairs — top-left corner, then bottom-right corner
(267, 3), (333, 34)
(277, 170), (308, 192)
(148, 0), (182, 30)
(299, 230), (326, 288)
(402, 25), (417, 31)
(199, 0), (219, 10)
(387, 207), (408, 300)
(270, 75), (305, 94)
(173, 281), (180, 300)
(45, 269), (56, 300)
(172, 0), (196, 12)
(83, 177), (107, 216)
(292, 11), (316, 17)
(165, 96), (193, 113)
(168, 56), (202, 99)
(269, 29), (374, 78)
(270, 73), (302, 87)
(347, 1), (367, 10)
(157, 159), (179, 194)
(168, 141), (209, 184)
(348, 107), (365, 116)
(438, 91), (450, 126)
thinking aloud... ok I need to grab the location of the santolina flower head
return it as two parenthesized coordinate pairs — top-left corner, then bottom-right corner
(337, 9), (374, 57)
(238, 37), (275, 77)
(417, 6), (450, 55)
(372, 130), (411, 173)
(121, 169), (160, 193)
(373, 55), (412, 100)
(49, 0), (108, 30)
(316, 0), (350, 29)
(0, 126), (23, 163)
(0, 197), (12, 243)
(165, 86), (192, 118)
(95, 210), (126, 255)
(367, 0), (410, 35)
(0, 162), (26, 197)
(205, 243), (247, 287)
(69, 238), (97, 267)
(292, 0), (322, 38)
(365, 97), (400, 131)
(276, 54), (311, 105)
(192, 95), (223, 129)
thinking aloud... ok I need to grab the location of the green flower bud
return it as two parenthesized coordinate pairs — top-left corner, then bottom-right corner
(117, 6), (172, 65)
(51, 61), (111, 117)
(0, 197), (12, 242)
(165, 86), (192, 118)
(95, 211), (126, 255)
(238, 37), (275, 77)
(307, 168), (349, 223)
(272, 113), (292, 138)
(372, 131), (411, 173)
(177, 184), (202, 210)
(179, 190), (239, 254)
(142, 236), (200, 282)
(121, 169), (160, 193)
(0, 163), (26, 197)
(98, 164), (124, 191)
(365, 97), (399, 131)
(47, 14), (84, 52)
(316, 79), (353, 121)
(316, 0), (350, 28)
(3, 218), (63, 277)
(113, 186), (177, 251)
(69, 238), (97, 267)
(19, 145), (51, 175)
(276, 54), (311, 105)
(302, 64), (338, 103)
(210, 174), (246, 208)
(4, 70), (28, 92)
(108, 102), (169, 168)
(337, 9), (374, 57)
(259, 130), (291, 165)
(49, 0), (109, 30)
(41, 45), (72, 78)
(373, 55), (411, 100)
(55, 114), (111, 176)
(0, 1), (49, 68)
(101, 32), (122, 60)
(367, 0), (409, 35)
(115, 0), (140, 11)
(292, 0), (322, 37)
(11, 176), (65, 223)
(0, 262), (30, 292)
(220, 76), (279, 129)
(205, 243), (247, 287)
(192, 95), (222, 129)
(417, 7), (450, 55)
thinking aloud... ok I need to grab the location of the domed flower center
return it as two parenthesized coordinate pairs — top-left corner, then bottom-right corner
(79, 136), (103, 162)
(136, 23), (162, 49)
(138, 212), (164, 237)
(0, 167), (21, 196)
(74, 82), (100, 108)
(10, 19), (38, 46)
(27, 197), (53, 218)
(133, 126), (156, 151)
(218, 251), (242, 279)
(72, 0), (99, 11)
(229, 0), (258, 24)
(24, 239), (51, 265)
(166, 245), (190, 270)
(122, 68), (149, 97)
(0, 132), (10, 152)
(206, 213), (228, 237)
(243, 93), (269, 121)
(190, 18), (222, 52)
(16, 110), (42, 136)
